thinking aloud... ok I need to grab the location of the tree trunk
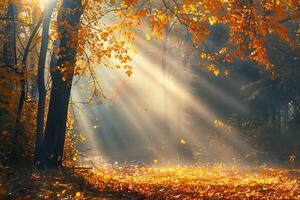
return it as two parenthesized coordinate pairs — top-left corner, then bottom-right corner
(34, 1), (56, 165)
(3, 3), (17, 68)
(42, 0), (83, 168)
(3, 2), (19, 163)
(15, 18), (42, 127)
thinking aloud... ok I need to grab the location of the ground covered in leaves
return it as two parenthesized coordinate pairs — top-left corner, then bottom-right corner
(1, 163), (300, 199)
(0, 164), (141, 199)
(78, 164), (300, 200)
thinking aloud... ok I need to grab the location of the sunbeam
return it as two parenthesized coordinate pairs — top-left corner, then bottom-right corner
(71, 27), (253, 166)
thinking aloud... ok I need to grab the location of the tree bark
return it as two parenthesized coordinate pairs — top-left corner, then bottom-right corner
(14, 19), (42, 131)
(3, 2), (19, 163)
(34, 0), (56, 165)
(42, 0), (83, 168)
(3, 3), (17, 68)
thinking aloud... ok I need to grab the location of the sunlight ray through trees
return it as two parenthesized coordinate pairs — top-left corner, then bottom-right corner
(71, 31), (254, 165)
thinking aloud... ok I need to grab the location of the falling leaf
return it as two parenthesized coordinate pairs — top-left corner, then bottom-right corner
(213, 69), (220, 76)
(200, 53), (207, 59)
(80, 135), (86, 141)
(224, 69), (230, 76)
(125, 70), (133, 77)
(153, 159), (158, 164)
(145, 33), (151, 40)
(289, 154), (296, 162)
(180, 139), (186, 145)
(214, 119), (223, 127)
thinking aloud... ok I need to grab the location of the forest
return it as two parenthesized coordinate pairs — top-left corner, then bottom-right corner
(0, 0), (299, 199)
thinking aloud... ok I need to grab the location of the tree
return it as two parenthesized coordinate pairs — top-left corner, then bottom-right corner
(35, 0), (57, 165)
(3, 2), (19, 162)
(41, 0), (83, 168)
(2, 2), (17, 69)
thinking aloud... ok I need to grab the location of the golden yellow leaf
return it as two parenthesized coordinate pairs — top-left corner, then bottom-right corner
(213, 69), (220, 76)
(153, 159), (158, 164)
(145, 33), (151, 40)
(200, 53), (206, 59)
(214, 119), (223, 128)
(80, 135), (86, 141)
(75, 191), (81, 197)
(180, 139), (186, 145)
(208, 16), (217, 26)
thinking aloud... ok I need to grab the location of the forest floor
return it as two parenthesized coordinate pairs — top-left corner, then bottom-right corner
(0, 164), (142, 199)
(1, 164), (300, 199)
(77, 164), (300, 199)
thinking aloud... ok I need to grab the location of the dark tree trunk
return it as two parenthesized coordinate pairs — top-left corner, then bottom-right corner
(3, 3), (19, 163)
(3, 3), (17, 68)
(42, 0), (83, 168)
(34, 1), (56, 165)
(15, 18), (42, 127)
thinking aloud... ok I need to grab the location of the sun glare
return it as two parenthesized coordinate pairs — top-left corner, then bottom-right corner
(37, 0), (50, 9)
